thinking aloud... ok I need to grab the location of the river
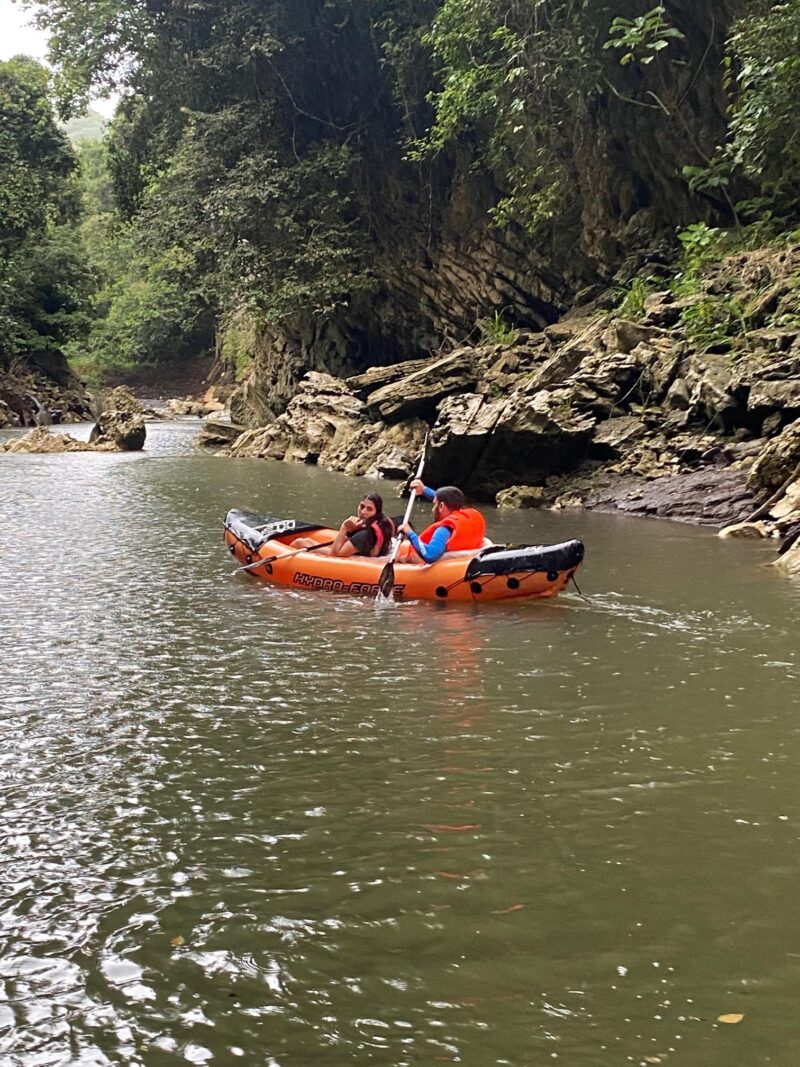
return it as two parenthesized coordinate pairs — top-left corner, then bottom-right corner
(1, 419), (799, 1066)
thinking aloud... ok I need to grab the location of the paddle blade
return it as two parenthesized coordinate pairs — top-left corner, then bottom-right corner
(376, 561), (395, 600)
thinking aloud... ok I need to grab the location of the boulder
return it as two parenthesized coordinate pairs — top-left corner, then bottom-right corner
(525, 346), (586, 393)
(561, 349), (648, 415)
(89, 410), (146, 451)
(665, 377), (691, 411)
(774, 537), (800, 576)
(718, 521), (770, 539)
(195, 415), (247, 448)
(606, 319), (671, 355)
(747, 419), (800, 496)
(582, 467), (755, 526)
(641, 289), (683, 328)
(340, 419), (428, 478)
(761, 412), (783, 437)
(229, 372), (371, 466)
(105, 386), (144, 414)
(590, 415), (648, 459)
(747, 378), (800, 412)
(364, 350), (477, 422)
(167, 397), (206, 416)
(684, 353), (742, 432)
(542, 311), (602, 346)
(495, 485), (546, 509)
(1, 426), (95, 453)
(347, 358), (429, 399)
(425, 388), (596, 497)
(201, 386), (226, 414)
(768, 477), (800, 523)
(637, 339), (685, 401)
(480, 342), (548, 393)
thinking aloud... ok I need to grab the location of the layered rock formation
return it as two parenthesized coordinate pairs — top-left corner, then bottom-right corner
(210, 245), (800, 573)
(718, 421), (800, 564)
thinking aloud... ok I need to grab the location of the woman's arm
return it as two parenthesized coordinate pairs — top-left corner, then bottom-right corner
(331, 518), (360, 557)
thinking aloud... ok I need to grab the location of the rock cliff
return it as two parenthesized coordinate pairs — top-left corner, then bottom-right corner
(212, 244), (800, 556)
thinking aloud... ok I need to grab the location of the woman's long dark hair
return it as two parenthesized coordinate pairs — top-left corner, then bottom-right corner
(362, 492), (396, 551)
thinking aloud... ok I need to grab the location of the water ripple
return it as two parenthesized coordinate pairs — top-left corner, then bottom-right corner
(1, 427), (799, 1064)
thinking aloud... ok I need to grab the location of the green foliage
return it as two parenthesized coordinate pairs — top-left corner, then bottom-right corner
(220, 312), (257, 382)
(4, 226), (95, 353)
(604, 5), (684, 66)
(774, 272), (800, 328)
(682, 160), (730, 197)
(75, 140), (116, 221)
(32, 0), (383, 350)
(0, 57), (78, 258)
(128, 107), (374, 325)
(477, 309), (519, 346)
(20, 0), (800, 387)
(409, 0), (602, 235)
(29, 0), (148, 118)
(680, 295), (748, 353)
(0, 57), (93, 362)
(677, 222), (723, 275)
(615, 276), (653, 320)
(718, 0), (800, 216)
(81, 243), (209, 369)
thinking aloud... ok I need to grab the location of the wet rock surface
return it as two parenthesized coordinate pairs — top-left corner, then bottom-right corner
(496, 485), (547, 509)
(1, 423), (141, 454)
(195, 415), (248, 448)
(1, 426), (99, 453)
(576, 467), (754, 526)
(89, 410), (147, 451)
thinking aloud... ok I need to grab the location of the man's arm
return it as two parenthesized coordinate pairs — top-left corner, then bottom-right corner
(404, 525), (452, 563)
(409, 478), (435, 501)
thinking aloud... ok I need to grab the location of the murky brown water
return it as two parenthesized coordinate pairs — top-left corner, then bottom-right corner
(1, 420), (799, 1066)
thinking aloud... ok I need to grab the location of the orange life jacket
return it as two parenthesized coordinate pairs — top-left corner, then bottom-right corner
(419, 507), (486, 551)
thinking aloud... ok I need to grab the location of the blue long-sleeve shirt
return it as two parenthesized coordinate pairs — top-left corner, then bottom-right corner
(405, 485), (452, 563)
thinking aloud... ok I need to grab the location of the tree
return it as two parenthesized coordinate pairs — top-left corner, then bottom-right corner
(0, 56), (92, 361)
(0, 56), (77, 257)
(724, 0), (800, 216)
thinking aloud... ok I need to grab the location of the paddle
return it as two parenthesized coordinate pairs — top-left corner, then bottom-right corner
(376, 435), (429, 600)
(237, 538), (335, 572)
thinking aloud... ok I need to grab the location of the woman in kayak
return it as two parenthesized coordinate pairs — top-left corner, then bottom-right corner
(294, 493), (396, 557)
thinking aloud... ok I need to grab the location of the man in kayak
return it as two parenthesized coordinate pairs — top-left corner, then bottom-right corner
(398, 481), (486, 563)
(294, 492), (396, 557)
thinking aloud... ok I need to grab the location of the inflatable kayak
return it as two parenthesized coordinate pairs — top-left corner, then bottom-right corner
(224, 509), (584, 603)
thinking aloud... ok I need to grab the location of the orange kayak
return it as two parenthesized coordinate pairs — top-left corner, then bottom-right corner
(224, 509), (584, 603)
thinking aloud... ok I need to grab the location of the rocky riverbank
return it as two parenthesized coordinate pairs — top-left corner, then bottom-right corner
(0, 351), (94, 428)
(1, 388), (149, 453)
(205, 244), (800, 575)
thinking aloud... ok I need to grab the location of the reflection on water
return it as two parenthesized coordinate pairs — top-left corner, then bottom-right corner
(0, 422), (799, 1065)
